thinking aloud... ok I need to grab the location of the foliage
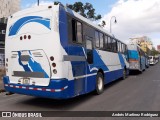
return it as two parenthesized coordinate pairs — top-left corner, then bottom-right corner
(98, 20), (106, 27)
(67, 2), (102, 21)
(54, 1), (61, 5)
(150, 48), (159, 56)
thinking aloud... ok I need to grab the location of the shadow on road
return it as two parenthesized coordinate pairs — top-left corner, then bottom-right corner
(129, 70), (141, 76)
(18, 78), (125, 110)
(19, 92), (95, 110)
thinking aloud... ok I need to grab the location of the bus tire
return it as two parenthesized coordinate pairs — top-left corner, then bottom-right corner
(95, 72), (104, 95)
(122, 68), (126, 80)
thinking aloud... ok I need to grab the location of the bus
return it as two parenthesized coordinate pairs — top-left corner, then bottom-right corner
(3, 4), (129, 99)
(149, 56), (156, 65)
(127, 44), (146, 72)
(145, 53), (149, 68)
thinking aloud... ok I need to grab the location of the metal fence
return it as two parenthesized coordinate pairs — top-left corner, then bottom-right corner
(0, 48), (5, 67)
(0, 54), (4, 67)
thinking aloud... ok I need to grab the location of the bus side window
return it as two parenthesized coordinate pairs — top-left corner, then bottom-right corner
(117, 42), (121, 52)
(104, 35), (108, 50)
(86, 37), (93, 64)
(99, 32), (104, 48)
(112, 39), (117, 52)
(72, 19), (77, 42)
(107, 36), (112, 51)
(72, 19), (83, 44)
(77, 22), (83, 44)
(95, 31), (99, 48)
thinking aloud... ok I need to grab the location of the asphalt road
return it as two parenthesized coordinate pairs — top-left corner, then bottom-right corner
(0, 63), (160, 120)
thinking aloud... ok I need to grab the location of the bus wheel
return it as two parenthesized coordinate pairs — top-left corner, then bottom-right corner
(95, 72), (104, 95)
(122, 68), (126, 80)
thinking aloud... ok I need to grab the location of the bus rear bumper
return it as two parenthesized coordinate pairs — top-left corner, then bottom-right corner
(3, 76), (72, 99)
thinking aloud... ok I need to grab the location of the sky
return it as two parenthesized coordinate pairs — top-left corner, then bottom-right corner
(21, 0), (160, 48)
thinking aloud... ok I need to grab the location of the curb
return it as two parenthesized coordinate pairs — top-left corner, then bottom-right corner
(0, 89), (6, 93)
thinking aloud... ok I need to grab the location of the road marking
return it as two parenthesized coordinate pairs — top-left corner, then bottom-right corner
(153, 80), (160, 82)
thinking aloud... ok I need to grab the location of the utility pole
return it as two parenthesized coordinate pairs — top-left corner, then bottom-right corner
(110, 16), (117, 33)
(38, 0), (39, 6)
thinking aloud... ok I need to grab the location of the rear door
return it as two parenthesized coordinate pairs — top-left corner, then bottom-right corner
(10, 49), (51, 86)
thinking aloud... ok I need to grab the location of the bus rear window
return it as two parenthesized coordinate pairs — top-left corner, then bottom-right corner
(129, 50), (139, 60)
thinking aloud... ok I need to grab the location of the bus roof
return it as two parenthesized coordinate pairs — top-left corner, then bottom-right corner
(8, 4), (126, 44)
(64, 5), (126, 44)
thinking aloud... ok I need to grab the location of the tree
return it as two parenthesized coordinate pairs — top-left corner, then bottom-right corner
(53, 1), (102, 21)
(54, 1), (61, 5)
(98, 20), (106, 27)
(151, 48), (159, 56)
(67, 2), (102, 21)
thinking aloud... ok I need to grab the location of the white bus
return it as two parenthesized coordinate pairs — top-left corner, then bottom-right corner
(149, 56), (156, 65)
(3, 4), (129, 99)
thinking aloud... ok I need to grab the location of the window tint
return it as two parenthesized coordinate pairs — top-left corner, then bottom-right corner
(72, 19), (76, 42)
(99, 33), (104, 48)
(107, 36), (112, 50)
(117, 42), (120, 52)
(122, 43), (125, 53)
(124, 45), (127, 53)
(104, 35), (108, 49)
(86, 39), (92, 49)
(112, 39), (117, 52)
(120, 43), (127, 53)
(77, 22), (83, 43)
(95, 31), (99, 47)
(71, 19), (83, 44)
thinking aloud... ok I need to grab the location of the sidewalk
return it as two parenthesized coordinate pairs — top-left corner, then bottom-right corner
(0, 68), (5, 90)
(0, 79), (4, 90)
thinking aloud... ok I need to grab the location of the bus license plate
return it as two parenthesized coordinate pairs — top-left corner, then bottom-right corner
(23, 78), (30, 85)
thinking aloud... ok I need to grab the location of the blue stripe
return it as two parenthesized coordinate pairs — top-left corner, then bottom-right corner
(17, 51), (49, 78)
(118, 53), (125, 68)
(9, 16), (50, 36)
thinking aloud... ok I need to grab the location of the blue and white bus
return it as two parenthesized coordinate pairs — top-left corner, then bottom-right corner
(128, 44), (146, 72)
(145, 53), (149, 68)
(3, 4), (129, 99)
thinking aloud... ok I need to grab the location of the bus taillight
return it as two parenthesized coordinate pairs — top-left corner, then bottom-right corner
(28, 35), (31, 39)
(24, 35), (27, 39)
(53, 69), (57, 74)
(20, 36), (23, 40)
(52, 63), (56, 67)
(50, 56), (54, 61)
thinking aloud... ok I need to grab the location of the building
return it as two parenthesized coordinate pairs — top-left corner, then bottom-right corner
(130, 36), (153, 55)
(0, 0), (20, 67)
(0, 0), (20, 18)
(0, 0), (20, 48)
(157, 45), (160, 53)
(0, 23), (6, 49)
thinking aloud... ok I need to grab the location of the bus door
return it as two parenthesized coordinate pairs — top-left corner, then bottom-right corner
(85, 36), (93, 91)
(86, 36), (93, 64)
